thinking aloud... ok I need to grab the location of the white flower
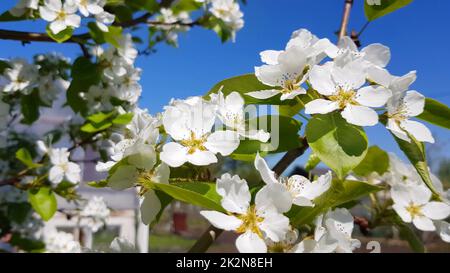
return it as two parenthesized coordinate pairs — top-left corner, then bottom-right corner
(200, 173), (291, 253)
(254, 153), (331, 208)
(95, 11), (115, 32)
(10, 0), (39, 17)
(385, 153), (422, 186)
(386, 90), (434, 143)
(1, 58), (38, 94)
(287, 28), (339, 63)
(265, 228), (299, 253)
(435, 221), (450, 243)
(116, 34), (138, 65)
(139, 163), (170, 225)
(38, 76), (65, 105)
(108, 237), (138, 253)
(334, 36), (391, 72)
(292, 215), (338, 253)
(247, 44), (310, 101)
(48, 148), (81, 185)
(160, 96), (239, 167)
(108, 162), (170, 225)
(80, 85), (113, 113)
(39, 0), (81, 34)
(74, 0), (104, 17)
(391, 183), (450, 231)
(80, 196), (110, 232)
(314, 208), (360, 253)
(209, 0), (244, 36)
(37, 141), (81, 185)
(212, 91), (270, 142)
(44, 229), (81, 253)
(305, 60), (392, 126)
(112, 67), (142, 104)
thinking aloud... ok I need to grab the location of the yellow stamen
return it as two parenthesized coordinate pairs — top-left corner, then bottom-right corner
(180, 131), (207, 154)
(235, 205), (264, 237)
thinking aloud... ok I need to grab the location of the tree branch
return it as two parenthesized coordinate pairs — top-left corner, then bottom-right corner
(187, 138), (309, 253)
(338, 0), (354, 41)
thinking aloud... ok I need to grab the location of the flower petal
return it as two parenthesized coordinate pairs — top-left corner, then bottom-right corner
(403, 90), (425, 117)
(254, 153), (278, 184)
(361, 43), (391, 67)
(235, 232), (267, 253)
(200, 211), (242, 231)
(256, 183), (292, 213)
(246, 89), (280, 99)
(260, 50), (282, 65)
(204, 130), (240, 156)
(400, 120), (434, 143)
(341, 105), (379, 126)
(160, 142), (188, 167)
(140, 190), (161, 225)
(422, 202), (450, 220)
(413, 216), (435, 231)
(309, 63), (335, 96)
(305, 99), (339, 114)
(187, 150), (218, 166)
(355, 86), (391, 107)
(216, 173), (250, 214)
(258, 207), (290, 241)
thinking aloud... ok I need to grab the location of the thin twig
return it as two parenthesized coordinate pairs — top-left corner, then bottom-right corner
(338, 0), (354, 41)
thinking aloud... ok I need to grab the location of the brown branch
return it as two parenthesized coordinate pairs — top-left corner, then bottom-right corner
(188, 138), (309, 253)
(0, 29), (89, 43)
(338, 0), (354, 41)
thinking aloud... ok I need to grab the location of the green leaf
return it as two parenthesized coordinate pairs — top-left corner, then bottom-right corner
(28, 187), (57, 221)
(353, 146), (389, 176)
(306, 113), (368, 179)
(125, 0), (159, 12)
(150, 191), (173, 228)
(87, 180), (108, 188)
(145, 181), (225, 212)
(417, 98), (450, 129)
(205, 74), (297, 106)
(390, 214), (425, 253)
(87, 111), (115, 124)
(364, 0), (413, 21)
(10, 233), (45, 252)
(20, 89), (40, 124)
(16, 148), (41, 168)
(391, 131), (441, 198)
(46, 26), (74, 43)
(0, 60), (11, 74)
(231, 115), (302, 161)
(0, 11), (28, 22)
(7, 203), (32, 224)
(67, 57), (102, 114)
(288, 180), (382, 227)
(172, 0), (202, 13)
(81, 121), (112, 133)
(112, 113), (134, 125)
(88, 22), (123, 47)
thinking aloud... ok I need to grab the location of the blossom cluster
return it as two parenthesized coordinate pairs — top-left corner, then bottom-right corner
(200, 156), (359, 253)
(11, 0), (115, 34)
(80, 196), (110, 232)
(249, 29), (433, 143)
(77, 34), (141, 114)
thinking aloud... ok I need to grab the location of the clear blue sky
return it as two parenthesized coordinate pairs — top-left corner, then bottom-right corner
(1, 0), (449, 172)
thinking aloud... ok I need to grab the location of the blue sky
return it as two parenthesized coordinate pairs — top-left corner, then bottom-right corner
(1, 0), (449, 172)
